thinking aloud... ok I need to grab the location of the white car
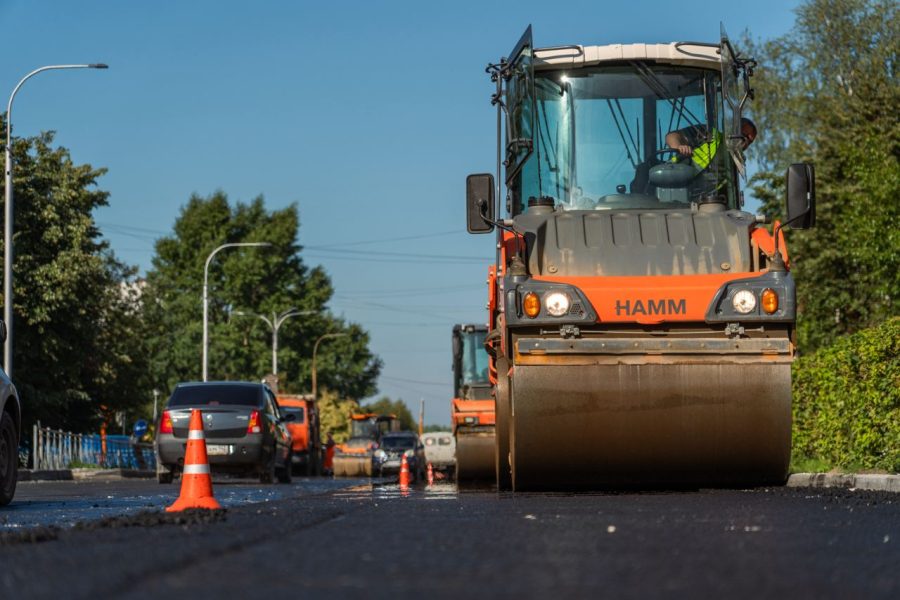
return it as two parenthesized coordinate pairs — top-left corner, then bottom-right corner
(421, 431), (456, 473)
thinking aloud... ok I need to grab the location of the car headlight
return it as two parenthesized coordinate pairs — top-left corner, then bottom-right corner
(375, 449), (386, 460)
(544, 292), (571, 317)
(404, 449), (414, 457)
(732, 290), (757, 314)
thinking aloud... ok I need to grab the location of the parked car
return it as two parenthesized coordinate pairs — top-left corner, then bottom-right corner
(276, 395), (321, 476)
(421, 431), (456, 475)
(0, 320), (20, 506)
(156, 382), (294, 484)
(376, 431), (426, 481)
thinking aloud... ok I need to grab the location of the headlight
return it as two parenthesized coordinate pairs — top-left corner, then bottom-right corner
(732, 290), (757, 314)
(375, 449), (386, 460)
(404, 449), (414, 457)
(544, 292), (571, 317)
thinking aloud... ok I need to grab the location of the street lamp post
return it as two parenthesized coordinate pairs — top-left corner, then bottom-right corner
(232, 308), (316, 375)
(311, 332), (348, 402)
(202, 242), (271, 381)
(4, 63), (108, 377)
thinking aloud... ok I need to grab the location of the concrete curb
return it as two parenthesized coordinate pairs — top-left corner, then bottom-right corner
(787, 472), (900, 493)
(18, 468), (155, 482)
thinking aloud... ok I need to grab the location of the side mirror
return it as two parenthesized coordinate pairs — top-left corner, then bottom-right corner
(0, 320), (6, 344)
(466, 173), (495, 234)
(785, 163), (816, 230)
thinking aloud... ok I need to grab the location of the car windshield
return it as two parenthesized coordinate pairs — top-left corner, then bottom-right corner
(512, 64), (737, 212)
(279, 406), (305, 423)
(382, 436), (416, 450)
(168, 384), (261, 407)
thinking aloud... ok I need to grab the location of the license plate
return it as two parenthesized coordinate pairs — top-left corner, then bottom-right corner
(206, 444), (232, 456)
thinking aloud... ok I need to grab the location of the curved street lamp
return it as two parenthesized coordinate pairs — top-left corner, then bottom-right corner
(202, 242), (271, 381)
(232, 308), (317, 376)
(4, 63), (109, 377)
(311, 332), (349, 403)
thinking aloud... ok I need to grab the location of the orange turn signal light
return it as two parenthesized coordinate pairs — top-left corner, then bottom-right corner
(523, 292), (540, 318)
(761, 288), (779, 314)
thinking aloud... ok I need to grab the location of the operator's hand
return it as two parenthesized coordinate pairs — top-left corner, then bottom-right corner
(674, 144), (693, 156)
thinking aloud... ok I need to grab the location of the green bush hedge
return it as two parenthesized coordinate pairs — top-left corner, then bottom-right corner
(792, 318), (899, 472)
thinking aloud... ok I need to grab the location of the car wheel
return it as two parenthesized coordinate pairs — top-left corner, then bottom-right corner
(157, 468), (174, 484)
(0, 411), (18, 506)
(259, 450), (276, 484)
(277, 450), (292, 484)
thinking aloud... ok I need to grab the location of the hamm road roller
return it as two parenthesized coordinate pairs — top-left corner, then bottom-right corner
(451, 324), (496, 481)
(465, 26), (816, 490)
(332, 413), (400, 477)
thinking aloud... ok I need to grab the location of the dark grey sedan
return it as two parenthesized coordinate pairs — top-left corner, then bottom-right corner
(155, 382), (293, 484)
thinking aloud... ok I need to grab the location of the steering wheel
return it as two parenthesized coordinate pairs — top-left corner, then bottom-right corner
(654, 148), (689, 162)
(648, 149), (698, 187)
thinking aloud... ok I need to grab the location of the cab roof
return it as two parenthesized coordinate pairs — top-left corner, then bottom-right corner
(534, 42), (721, 71)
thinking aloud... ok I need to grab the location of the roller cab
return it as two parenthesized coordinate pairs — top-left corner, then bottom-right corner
(450, 324), (495, 481)
(466, 26), (816, 490)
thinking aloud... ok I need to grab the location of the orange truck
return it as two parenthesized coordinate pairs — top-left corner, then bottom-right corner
(451, 324), (496, 481)
(465, 26), (816, 490)
(275, 394), (321, 476)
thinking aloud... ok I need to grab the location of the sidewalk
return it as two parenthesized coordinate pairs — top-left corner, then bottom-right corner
(786, 472), (900, 493)
(18, 468), (155, 482)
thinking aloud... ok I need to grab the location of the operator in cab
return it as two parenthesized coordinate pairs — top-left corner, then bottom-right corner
(665, 117), (758, 168)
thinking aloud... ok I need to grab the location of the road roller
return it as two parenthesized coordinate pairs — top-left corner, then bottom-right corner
(451, 324), (496, 482)
(465, 26), (816, 490)
(332, 413), (399, 477)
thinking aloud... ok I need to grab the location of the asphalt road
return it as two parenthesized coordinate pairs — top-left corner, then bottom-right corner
(1, 479), (897, 599)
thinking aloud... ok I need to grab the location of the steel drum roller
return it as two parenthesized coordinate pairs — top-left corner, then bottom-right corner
(455, 433), (496, 481)
(508, 361), (791, 490)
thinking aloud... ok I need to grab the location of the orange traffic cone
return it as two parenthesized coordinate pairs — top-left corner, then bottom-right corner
(166, 409), (222, 512)
(427, 462), (434, 486)
(399, 454), (410, 488)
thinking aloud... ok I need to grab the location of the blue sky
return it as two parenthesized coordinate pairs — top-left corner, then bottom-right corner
(0, 0), (802, 424)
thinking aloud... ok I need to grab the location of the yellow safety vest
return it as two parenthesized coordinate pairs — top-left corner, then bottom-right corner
(671, 128), (721, 170)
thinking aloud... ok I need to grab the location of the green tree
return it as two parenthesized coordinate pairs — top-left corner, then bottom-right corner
(744, 0), (899, 351)
(361, 396), (416, 431)
(142, 191), (381, 398)
(316, 388), (358, 443)
(1, 124), (150, 432)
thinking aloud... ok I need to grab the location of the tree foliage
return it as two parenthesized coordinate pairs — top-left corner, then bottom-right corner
(142, 191), (381, 400)
(792, 318), (899, 472)
(1, 122), (149, 432)
(743, 0), (899, 351)
(316, 388), (358, 444)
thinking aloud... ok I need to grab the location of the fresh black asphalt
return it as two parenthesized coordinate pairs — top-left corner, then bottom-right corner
(1, 479), (897, 599)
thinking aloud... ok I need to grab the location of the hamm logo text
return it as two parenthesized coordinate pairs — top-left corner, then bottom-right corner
(615, 299), (686, 316)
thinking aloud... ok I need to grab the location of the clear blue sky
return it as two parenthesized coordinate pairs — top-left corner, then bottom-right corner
(0, 0), (802, 424)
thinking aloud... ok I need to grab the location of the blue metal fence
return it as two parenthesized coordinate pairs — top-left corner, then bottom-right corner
(32, 423), (155, 471)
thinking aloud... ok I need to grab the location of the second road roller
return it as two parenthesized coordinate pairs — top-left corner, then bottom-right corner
(465, 26), (816, 490)
(451, 323), (496, 482)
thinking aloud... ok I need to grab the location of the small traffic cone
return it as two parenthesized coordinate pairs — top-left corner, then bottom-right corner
(427, 462), (434, 486)
(399, 454), (410, 488)
(166, 409), (221, 512)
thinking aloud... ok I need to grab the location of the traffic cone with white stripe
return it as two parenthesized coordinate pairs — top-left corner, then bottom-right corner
(166, 409), (221, 512)
(399, 454), (410, 489)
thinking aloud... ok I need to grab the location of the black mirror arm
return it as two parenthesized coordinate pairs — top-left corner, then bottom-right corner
(770, 206), (811, 272)
(477, 200), (527, 264)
